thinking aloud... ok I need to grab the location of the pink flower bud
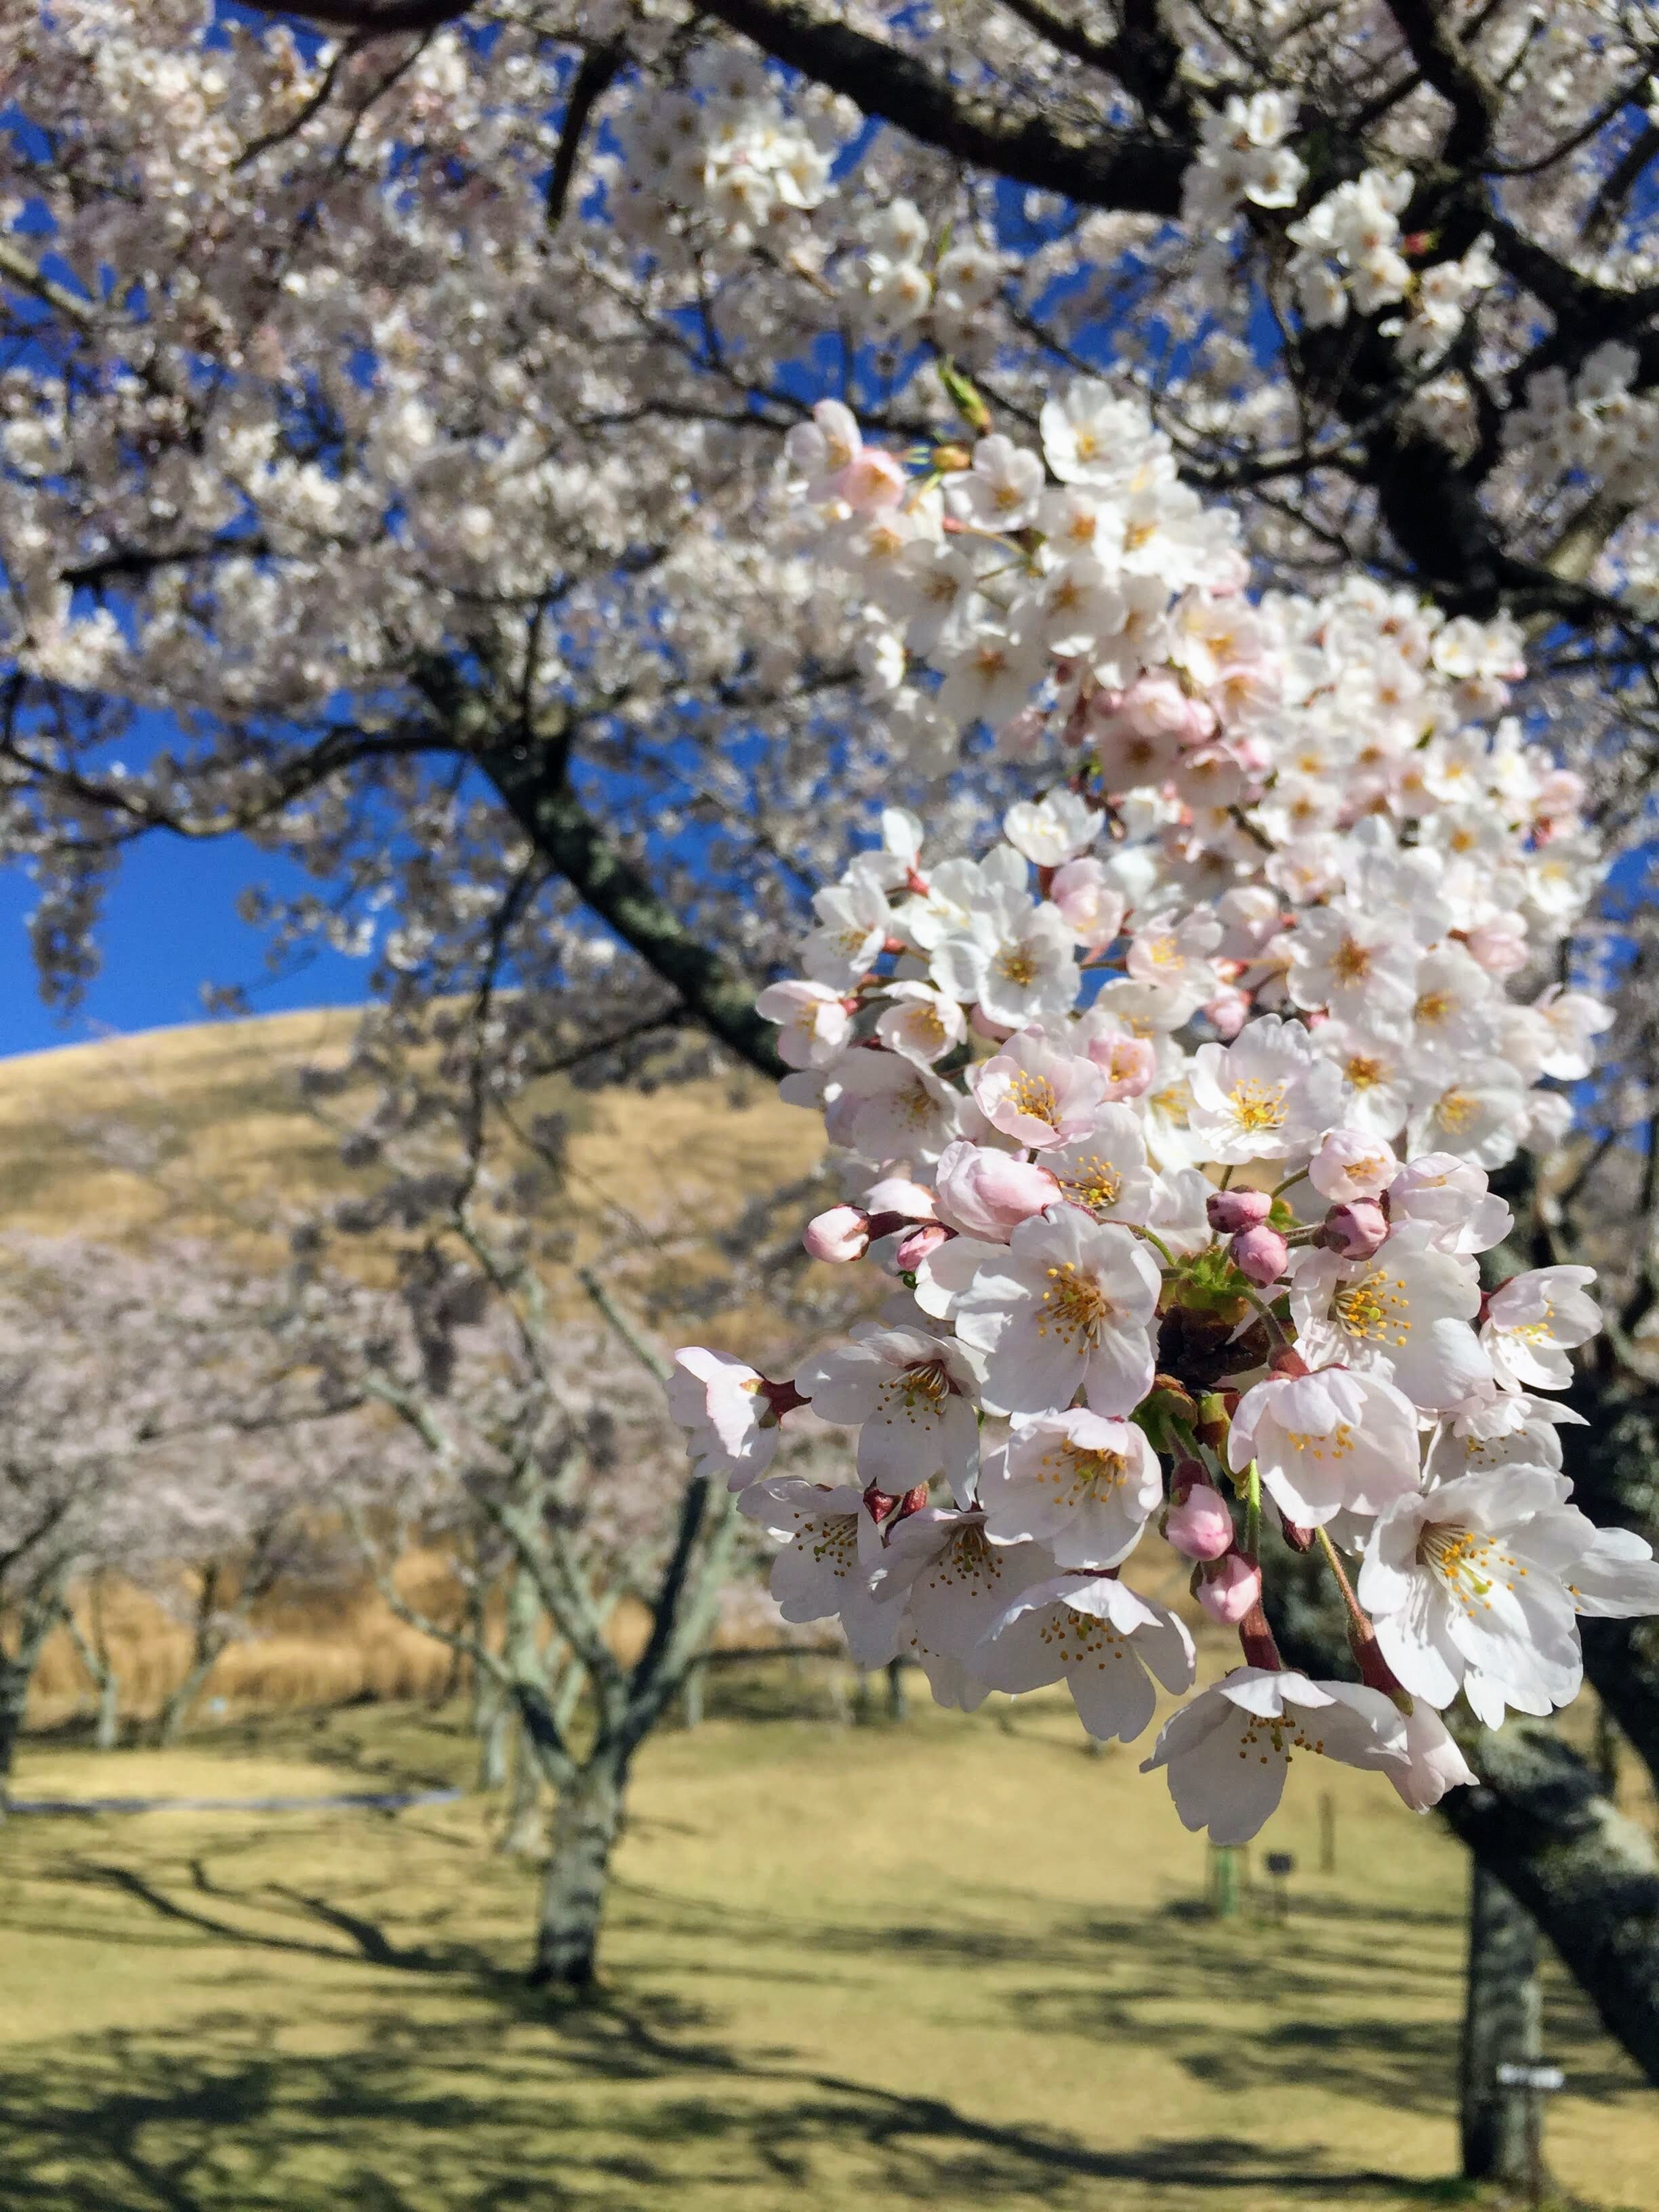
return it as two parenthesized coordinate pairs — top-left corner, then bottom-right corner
(1319, 1199), (1389, 1260)
(804, 1206), (869, 1263)
(1165, 1481), (1235, 1561)
(895, 1222), (949, 1270)
(1196, 1553), (1261, 1624)
(1230, 1224), (1288, 1286)
(1084, 1031), (1157, 1100)
(933, 1141), (1059, 1243)
(1202, 985), (1250, 1040)
(862, 1174), (937, 1223)
(1206, 1187), (1271, 1234)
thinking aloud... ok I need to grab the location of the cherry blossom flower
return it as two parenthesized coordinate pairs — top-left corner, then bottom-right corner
(1358, 1467), (1591, 1724)
(1288, 1226), (1490, 1410)
(1481, 1267), (1601, 1393)
(977, 1573), (1195, 1740)
(954, 1207), (1161, 1416)
(1189, 1015), (1348, 1164)
(668, 1349), (783, 1490)
(970, 1028), (1107, 1149)
(796, 1324), (981, 1501)
(1143, 1671), (1410, 1845)
(739, 1477), (899, 1664)
(978, 1410), (1163, 1567)
(1229, 1368), (1422, 1526)
(756, 980), (853, 1068)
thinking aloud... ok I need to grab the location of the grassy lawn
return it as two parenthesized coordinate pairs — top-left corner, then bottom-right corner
(1, 1691), (1653, 2212)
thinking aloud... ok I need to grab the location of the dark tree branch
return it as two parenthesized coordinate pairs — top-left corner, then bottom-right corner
(546, 41), (627, 230)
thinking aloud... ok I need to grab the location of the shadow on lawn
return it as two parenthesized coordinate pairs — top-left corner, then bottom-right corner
(0, 1999), (1486, 2212)
(0, 1846), (1629, 2210)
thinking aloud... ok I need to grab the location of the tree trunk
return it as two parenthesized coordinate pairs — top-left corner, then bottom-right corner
(155, 1643), (224, 1745)
(497, 1711), (544, 1856)
(1266, 1538), (1659, 2084)
(1460, 1863), (1542, 2184)
(0, 1652), (31, 1816)
(476, 1693), (510, 1792)
(886, 1655), (908, 1721)
(62, 1587), (121, 1751)
(529, 1754), (627, 1992)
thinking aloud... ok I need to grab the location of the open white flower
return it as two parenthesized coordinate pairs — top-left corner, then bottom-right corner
(872, 1506), (1055, 1661)
(1228, 1367), (1422, 1526)
(954, 1206), (1161, 1416)
(977, 1573), (1195, 1740)
(834, 1050), (979, 1164)
(1287, 1223), (1490, 1410)
(970, 1027), (1106, 1149)
(1406, 1060), (1530, 1169)
(1003, 787), (1099, 867)
(1388, 1154), (1512, 1254)
(801, 870), (890, 988)
(1041, 1103), (1155, 1223)
(1142, 1670), (1409, 1844)
(1284, 900), (1419, 1032)
(756, 979), (853, 1068)
(739, 1476), (898, 1665)
(1481, 1265), (1600, 1392)
(874, 981), (967, 1065)
(1189, 1015), (1347, 1164)
(796, 1323), (981, 1501)
(930, 888), (1081, 1029)
(1358, 1465), (1591, 1724)
(667, 1348), (783, 1491)
(979, 1410), (1163, 1566)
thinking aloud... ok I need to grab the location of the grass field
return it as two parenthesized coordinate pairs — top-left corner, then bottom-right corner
(2, 1689), (1654, 2212)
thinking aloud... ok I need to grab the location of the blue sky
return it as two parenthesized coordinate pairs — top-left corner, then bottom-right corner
(1, 837), (375, 1057)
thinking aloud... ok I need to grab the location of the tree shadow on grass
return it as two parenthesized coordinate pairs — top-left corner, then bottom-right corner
(0, 1834), (1634, 2209)
(0, 2004), (1486, 2212)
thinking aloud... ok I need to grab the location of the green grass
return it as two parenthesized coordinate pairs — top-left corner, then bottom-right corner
(1, 1688), (1653, 2212)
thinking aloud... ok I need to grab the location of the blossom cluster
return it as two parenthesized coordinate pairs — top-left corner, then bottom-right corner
(670, 379), (1659, 1843)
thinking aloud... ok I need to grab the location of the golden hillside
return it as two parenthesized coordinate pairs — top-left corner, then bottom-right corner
(0, 1004), (822, 1256)
(0, 1006), (827, 1727)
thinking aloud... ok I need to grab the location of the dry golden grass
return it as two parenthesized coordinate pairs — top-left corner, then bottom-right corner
(1, 1694), (1654, 2212)
(3, 1008), (825, 1728)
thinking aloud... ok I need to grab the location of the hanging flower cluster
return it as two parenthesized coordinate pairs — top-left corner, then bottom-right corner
(670, 382), (1659, 1845)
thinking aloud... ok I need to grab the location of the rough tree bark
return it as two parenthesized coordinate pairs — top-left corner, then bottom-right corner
(1459, 1864), (1542, 2184)
(530, 1750), (628, 1990)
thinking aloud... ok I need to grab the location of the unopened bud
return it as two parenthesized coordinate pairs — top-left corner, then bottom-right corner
(1317, 1199), (1389, 1260)
(895, 1222), (949, 1269)
(804, 1205), (869, 1263)
(1206, 1187), (1271, 1234)
(1229, 1223), (1289, 1286)
(1166, 1480), (1235, 1561)
(1196, 1552), (1261, 1624)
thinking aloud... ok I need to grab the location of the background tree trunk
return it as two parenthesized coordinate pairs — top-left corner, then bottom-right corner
(1460, 1864), (1542, 2184)
(529, 1753), (627, 1992)
(497, 1711), (544, 1856)
(0, 1652), (32, 1814)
